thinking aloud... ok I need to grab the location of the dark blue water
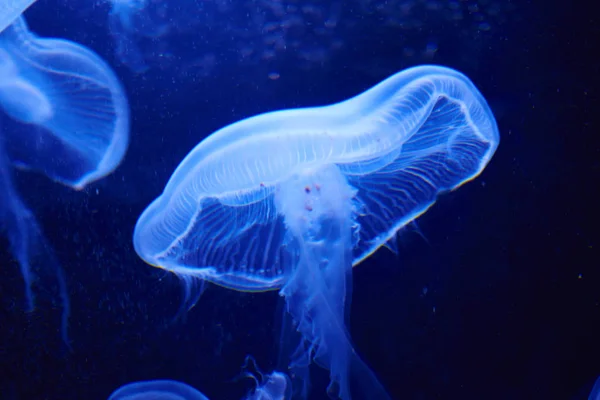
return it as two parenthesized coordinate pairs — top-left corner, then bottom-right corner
(0, 0), (598, 399)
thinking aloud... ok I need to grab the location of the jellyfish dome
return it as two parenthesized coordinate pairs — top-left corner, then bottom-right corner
(134, 65), (499, 399)
(0, 16), (129, 189)
(108, 380), (209, 400)
(0, 0), (36, 33)
(134, 64), (498, 287)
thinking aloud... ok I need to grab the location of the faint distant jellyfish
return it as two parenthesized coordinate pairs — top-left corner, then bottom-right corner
(107, 0), (152, 73)
(133, 65), (499, 399)
(0, 0), (35, 33)
(108, 380), (209, 400)
(107, 0), (171, 73)
(0, 16), (129, 343)
(104, 0), (342, 77)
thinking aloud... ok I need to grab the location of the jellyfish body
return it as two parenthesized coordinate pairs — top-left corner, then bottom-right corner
(0, 16), (129, 342)
(0, 16), (129, 189)
(0, 0), (35, 33)
(108, 380), (209, 400)
(134, 65), (499, 398)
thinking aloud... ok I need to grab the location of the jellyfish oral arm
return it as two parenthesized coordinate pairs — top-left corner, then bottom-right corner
(280, 229), (354, 399)
(0, 144), (36, 311)
(275, 164), (389, 400)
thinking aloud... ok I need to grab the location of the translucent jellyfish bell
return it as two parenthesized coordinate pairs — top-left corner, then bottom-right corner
(0, 0), (36, 33)
(134, 65), (499, 398)
(108, 380), (209, 400)
(134, 65), (499, 287)
(0, 16), (129, 189)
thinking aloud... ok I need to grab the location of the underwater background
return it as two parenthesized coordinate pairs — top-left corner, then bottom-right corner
(0, 0), (598, 399)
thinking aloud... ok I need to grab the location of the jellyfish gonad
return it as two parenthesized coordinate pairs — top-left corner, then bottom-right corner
(133, 65), (499, 399)
(0, 15), (129, 342)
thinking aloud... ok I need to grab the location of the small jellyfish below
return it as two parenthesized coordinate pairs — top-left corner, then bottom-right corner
(108, 380), (209, 400)
(134, 65), (499, 399)
(107, 366), (289, 400)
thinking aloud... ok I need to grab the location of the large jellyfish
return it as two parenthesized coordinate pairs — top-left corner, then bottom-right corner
(0, 16), (129, 340)
(0, 0), (35, 33)
(133, 65), (499, 399)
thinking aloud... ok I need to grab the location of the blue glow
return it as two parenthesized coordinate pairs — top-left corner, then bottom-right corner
(108, 380), (209, 400)
(133, 65), (499, 399)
